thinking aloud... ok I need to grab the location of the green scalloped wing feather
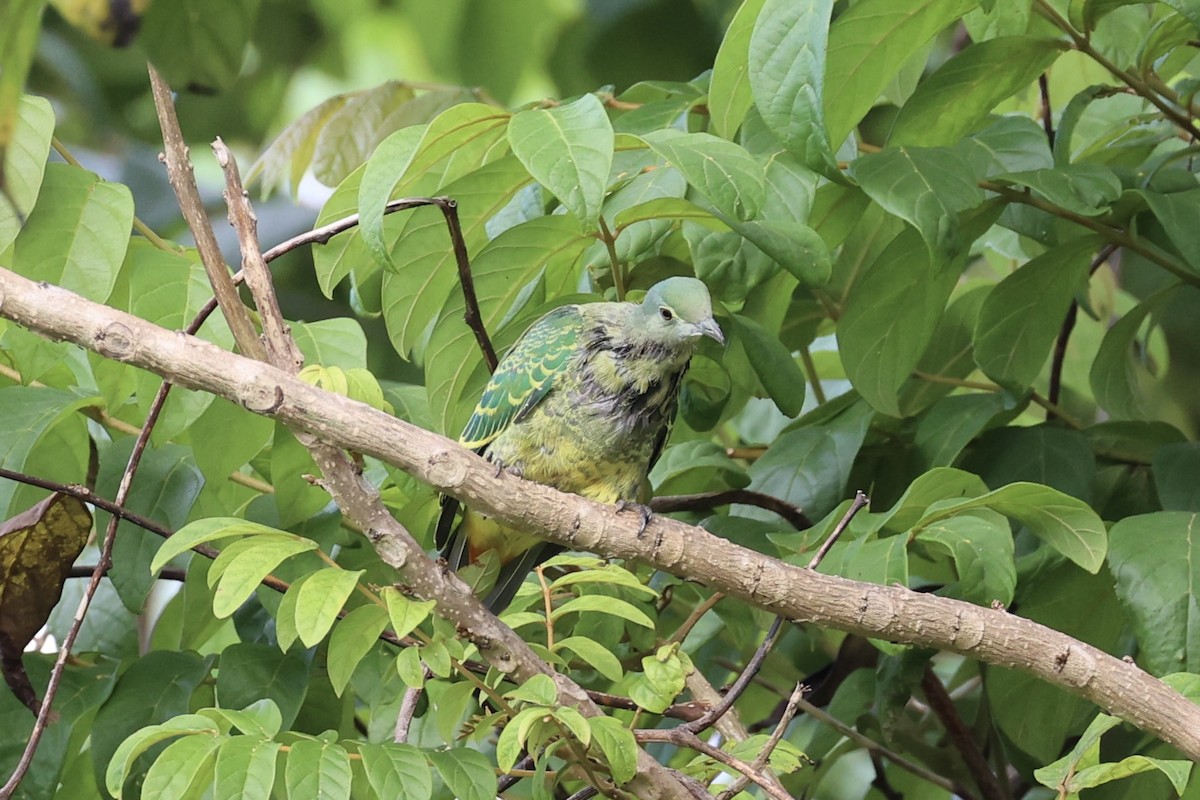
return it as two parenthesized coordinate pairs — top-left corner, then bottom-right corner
(458, 305), (583, 450)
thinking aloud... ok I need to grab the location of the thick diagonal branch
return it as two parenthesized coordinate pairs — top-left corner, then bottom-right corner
(1, 268), (1199, 761)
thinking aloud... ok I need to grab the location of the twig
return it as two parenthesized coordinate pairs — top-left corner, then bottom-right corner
(921, 667), (1005, 800)
(213, 137), (304, 372)
(394, 667), (431, 743)
(0, 375), (172, 799)
(67, 565), (186, 581)
(666, 592), (724, 644)
(910, 369), (1087, 431)
(807, 491), (868, 570)
(651, 489), (811, 531)
(869, 751), (905, 800)
(497, 755), (536, 792)
(793, 694), (970, 798)
(1047, 244), (1117, 417)
(436, 198), (498, 371)
(683, 616), (784, 735)
(714, 683), (805, 800)
(636, 728), (794, 800)
(146, 65), (265, 360)
(1038, 74), (1055, 149)
(597, 216), (625, 300)
(799, 344), (827, 405)
(535, 565), (556, 650)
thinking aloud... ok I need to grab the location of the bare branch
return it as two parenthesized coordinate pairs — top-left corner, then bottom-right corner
(636, 727), (794, 800)
(715, 683), (806, 800)
(651, 489), (811, 531)
(684, 616), (783, 735)
(921, 667), (1005, 800)
(807, 490), (868, 570)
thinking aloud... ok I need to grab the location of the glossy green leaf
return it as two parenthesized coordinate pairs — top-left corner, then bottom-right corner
(382, 586), (437, 639)
(0, 95), (53, 253)
(974, 237), (1096, 389)
(1109, 512), (1200, 674)
(731, 314), (806, 416)
(1138, 187), (1200, 272)
(640, 129), (764, 221)
(142, 0), (261, 92)
(213, 738), (280, 800)
(709, 0), (767, 139)
(589, 715), (638, 785)
(891, 37), (1065, 146)
(12, 163), (133, 302)
(994, 163), (1123, 217)
(284, 739), (351, 800)
(551, 595), (654, 628)
(359, 743), (432, 800)
(1154, 443), (1200, 511)
(202, 700), (283, 739)
(1091, 287), (1175, 418)
(731, 219), (831, 287)
(210, 538), (317, 618)
(825, 0), (979, 148)
(427, 748), (497, 800)
(357, 126), (425, 272)
(914, 392), (1013, 469)
(214, 644), (309, 731)
(141, 733), (221, 800)
(916, 509), (1016, 606)
(0, 3), (44, 207)
(328, 604), (390, 695)
(0, 386), (94, 519)
(878, 467), (989, 534)
(748, 0), (839, 177)
(849, 146), (985, 257)
(105, 714), (219, 797)
(919, 481), (1107, 572)
(293, 568), (364, 647)
(152, 518), (292, 573)
(508, 93), (613, 229)
(554, 636), (624, 682)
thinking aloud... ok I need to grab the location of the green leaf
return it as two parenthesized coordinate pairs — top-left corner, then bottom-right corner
(214, 644), (309, 731)
(142, 0), (261, 92)
(1091, 287), (1175, 418)
(141, 731), (221, 799)
(995, 163), (1123, 217)
(919, 482), (1107, 572)
(202, 700), (283, 739)
(914, 393), (1013, 469)
(553, 636), (624, 682)
(508, 93), (613, 229)
(731, 219), (831, 287)
(916, 509), (1017, 606)
(327, 604), (390, 695)
(505, 673), (558, 706)
(210, 538), (317, 618)
(382, 586), (437, 639)
(550, 565), (657, 597)
(427, 748), (497, 800)
(551, 595), (654, 628)
(891, 37), (1065, 147)
(1154, 443), (1200, 511)
(213, 738), (280, 800)
(825, 0), (979, 148)
(588, 716), (638, 785)
(294, 568), (364, 647)
(246, 93), (349, 198)
(1139, 187), (1200, 272)
(731, 314), (806, 416)
(974, 237), (1097, 389)
(381, 156), (532, 356)
(12, 162), (133, 302)
(0, 386), (94, 519)
(359, 743), (432, 800)
(358, 126), (430, 272)
(849, 146), (985, 257)
(292, 318), (369, 371)
(0, 95), (54, 253)
(1109, 512), (1200, 674)
(495, 706), (548, 772)
(105, 715), (219, 797)
(630, 649), (689, 713)
(0, 4), (44, 212)
(709, 0), (767, 139)
(877, 467), (989, 534)
(151, 518), (292, 573)
(189, 398), (274, 486)
(748, 0), (839, 178)
(284, 739), (351, 800)
(640, 129), (765, 221)
(1070, 756), (1192, 795)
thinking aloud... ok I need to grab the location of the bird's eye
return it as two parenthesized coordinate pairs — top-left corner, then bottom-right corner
(659, 306), (674, 321)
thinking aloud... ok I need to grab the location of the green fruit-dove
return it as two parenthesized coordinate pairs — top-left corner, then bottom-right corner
(436, 277), (724, 610)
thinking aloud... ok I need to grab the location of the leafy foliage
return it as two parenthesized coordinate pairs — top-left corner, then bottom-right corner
(4, 0), (1200, 798)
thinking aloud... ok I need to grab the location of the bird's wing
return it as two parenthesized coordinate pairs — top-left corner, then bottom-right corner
(458, 305), (583, 450)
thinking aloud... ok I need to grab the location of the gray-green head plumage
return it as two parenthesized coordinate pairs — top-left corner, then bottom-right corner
(636, 277), (724, 347)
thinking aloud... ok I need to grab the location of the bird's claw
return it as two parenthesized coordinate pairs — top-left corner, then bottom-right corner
(616, 500), (653, 538)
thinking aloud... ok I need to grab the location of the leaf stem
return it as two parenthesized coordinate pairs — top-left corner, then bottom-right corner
(597, 216), (625, 300)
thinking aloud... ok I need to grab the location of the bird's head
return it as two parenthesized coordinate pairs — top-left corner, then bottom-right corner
(639, 277), (725, 347)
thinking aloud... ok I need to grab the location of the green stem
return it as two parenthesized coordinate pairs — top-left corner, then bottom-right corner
(597, 216), (626, 300)
(799, 343), (827, 405)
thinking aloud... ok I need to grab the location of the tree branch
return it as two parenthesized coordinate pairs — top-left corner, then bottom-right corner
(1, 269), (1199, 761)
(650, 489), (811, 531)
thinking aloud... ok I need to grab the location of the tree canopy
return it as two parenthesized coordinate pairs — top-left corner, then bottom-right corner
(2, 0), (1200, 798)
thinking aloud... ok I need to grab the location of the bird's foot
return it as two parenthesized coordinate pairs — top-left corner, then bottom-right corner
(615, 500), (653, 538)
(489, 458), (524, 480)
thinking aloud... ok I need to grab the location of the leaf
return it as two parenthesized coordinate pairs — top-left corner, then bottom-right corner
(748, 0), (839, 178)
(284, 739), (352, 800)
(0, 4), (44, 215)
(914, 393), (1012, 469)
(915, 509), (1017, 606)
(731, 314), (806, 416)
(142, 0), (261, 93)
(293, 568), (364, 647)
(382, 586), (436, 639)
(640, 129), (765, 221)
(588, 716), (638, 785)
(1108, 512), (1200, 674)
(630, 649), (690, 713)
(213, 738), (280, 800)
(327, 604), (389, 695)
(1154, 443), (1200, 511)
(214, 644), (309, 731)
(151, 518), (293, 573)
(211, 538), (317, 618)
(359, 743), (432, 800)
(427, 748), (497, 800)
(246, 93), (349, 198)
(974, 236), (1097, 389)
(0, 386), (95, 519)
(202, 700), (283, 739)
(918, 482), (1107, 573)
(141, 733), (221, 800)
(730, 219), (832, 287)
(508, 93), (613, 229)
(496, 706), (548, 773)
(890, 37), (1065, 146)
(505, 673), (558, 706)
(709, 0), (767, 139)
(1138, 187), (1200, 271)
(877, 468), (989, 534)
(550, 565), (657, 597)
(310, 82), (418, 187)
(104, 714), (219, 797)
(994, 163), (1123, 217)
(825, 0), (979, 149)
(553, 636), (624, 682)
(849, 145), (985, 257)
(11, 162), (133, 302)
(551, 595), (655, 628)
(0, 95), (54, 253)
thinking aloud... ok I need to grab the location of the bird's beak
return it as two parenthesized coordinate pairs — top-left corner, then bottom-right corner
(698, 317), (725, 346)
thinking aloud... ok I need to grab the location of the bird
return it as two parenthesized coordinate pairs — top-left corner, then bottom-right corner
(435, 276), (725, 611)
